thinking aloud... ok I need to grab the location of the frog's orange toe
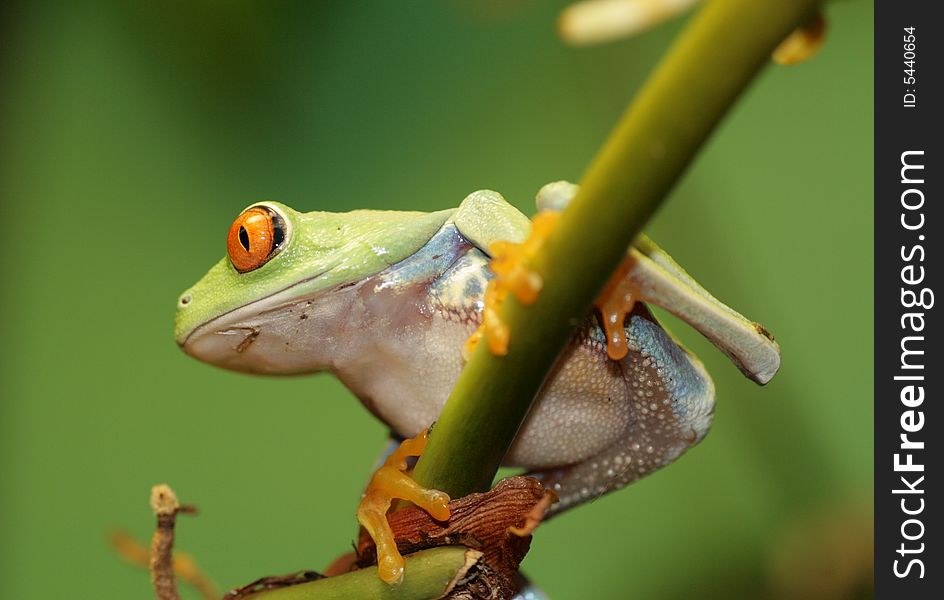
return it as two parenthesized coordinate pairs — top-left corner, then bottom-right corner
(594, 256), (639, 361)
(378, 553), (405, 585)
(356, 428), (451, 584)
(773, 12), (826, 66)
(463, 328), (483, 358)
(417, 489), (451, 522)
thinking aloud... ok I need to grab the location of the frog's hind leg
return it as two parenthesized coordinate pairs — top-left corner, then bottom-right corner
(535, 180), (780, 385)
(624, 240), (780, 384)
(534, 311), (716, 516)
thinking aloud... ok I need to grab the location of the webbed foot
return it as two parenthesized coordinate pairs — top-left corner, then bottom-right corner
(356, 428), (451, 584)
(465, 211), (560, 356)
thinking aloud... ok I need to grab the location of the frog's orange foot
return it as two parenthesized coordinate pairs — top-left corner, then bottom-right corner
(507, 489), (558, 537)
(773, 12), (826, 66)
(594, 255), (640, 361)
(465, 211), (561, 357)
(356, 428), (450, 585)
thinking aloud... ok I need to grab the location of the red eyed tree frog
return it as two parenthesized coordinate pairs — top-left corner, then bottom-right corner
(175, 181), (780, 581)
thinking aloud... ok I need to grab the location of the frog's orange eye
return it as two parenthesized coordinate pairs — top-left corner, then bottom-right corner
(227, 206), (286, 273)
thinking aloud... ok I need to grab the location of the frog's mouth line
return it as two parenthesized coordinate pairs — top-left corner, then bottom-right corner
(177, 266), (337, 349)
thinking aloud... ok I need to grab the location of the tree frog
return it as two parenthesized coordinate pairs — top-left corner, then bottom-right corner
(175, 180), (779, 550)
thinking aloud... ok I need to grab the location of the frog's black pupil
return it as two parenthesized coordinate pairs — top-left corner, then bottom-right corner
(273, 224), (285, 248)
(238, 226), (251, 252)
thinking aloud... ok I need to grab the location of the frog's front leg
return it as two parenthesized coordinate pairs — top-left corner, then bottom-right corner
(356, 428), (451, 584)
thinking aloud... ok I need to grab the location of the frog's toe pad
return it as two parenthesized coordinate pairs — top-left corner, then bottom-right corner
(378, 553), (404, 585)
(417, 489), (451, 521)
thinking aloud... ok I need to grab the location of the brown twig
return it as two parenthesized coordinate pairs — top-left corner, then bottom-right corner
(149, 484), (201, 600)
(112, 529), (220, 600)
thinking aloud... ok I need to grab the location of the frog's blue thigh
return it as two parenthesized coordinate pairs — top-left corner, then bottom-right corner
(538, 314), (715, 516)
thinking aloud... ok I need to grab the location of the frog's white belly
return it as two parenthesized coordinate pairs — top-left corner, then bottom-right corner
(335, 308), (635, 469)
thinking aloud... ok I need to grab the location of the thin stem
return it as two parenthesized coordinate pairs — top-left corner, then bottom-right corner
(412, 0), (821, 497)
(242, 547), (481, 600)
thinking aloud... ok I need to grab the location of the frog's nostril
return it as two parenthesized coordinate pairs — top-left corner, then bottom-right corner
(179, 293), (192, 307)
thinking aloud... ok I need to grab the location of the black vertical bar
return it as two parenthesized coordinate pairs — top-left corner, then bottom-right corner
(875, 1), (941, 598)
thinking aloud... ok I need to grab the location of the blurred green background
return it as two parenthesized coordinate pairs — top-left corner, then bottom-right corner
(0, 1), (872, 598)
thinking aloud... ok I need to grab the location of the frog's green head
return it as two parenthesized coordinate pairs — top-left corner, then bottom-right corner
(175, 201), (450, 374)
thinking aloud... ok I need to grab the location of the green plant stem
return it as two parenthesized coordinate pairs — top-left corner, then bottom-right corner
(245, 548), (480, 600)
(413, 0), (821, 497)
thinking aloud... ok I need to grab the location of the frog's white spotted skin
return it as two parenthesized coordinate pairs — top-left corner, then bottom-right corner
(178, 183), (778, 514)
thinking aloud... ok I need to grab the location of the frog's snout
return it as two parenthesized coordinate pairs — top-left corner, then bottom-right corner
(174, 290), (196, 347)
